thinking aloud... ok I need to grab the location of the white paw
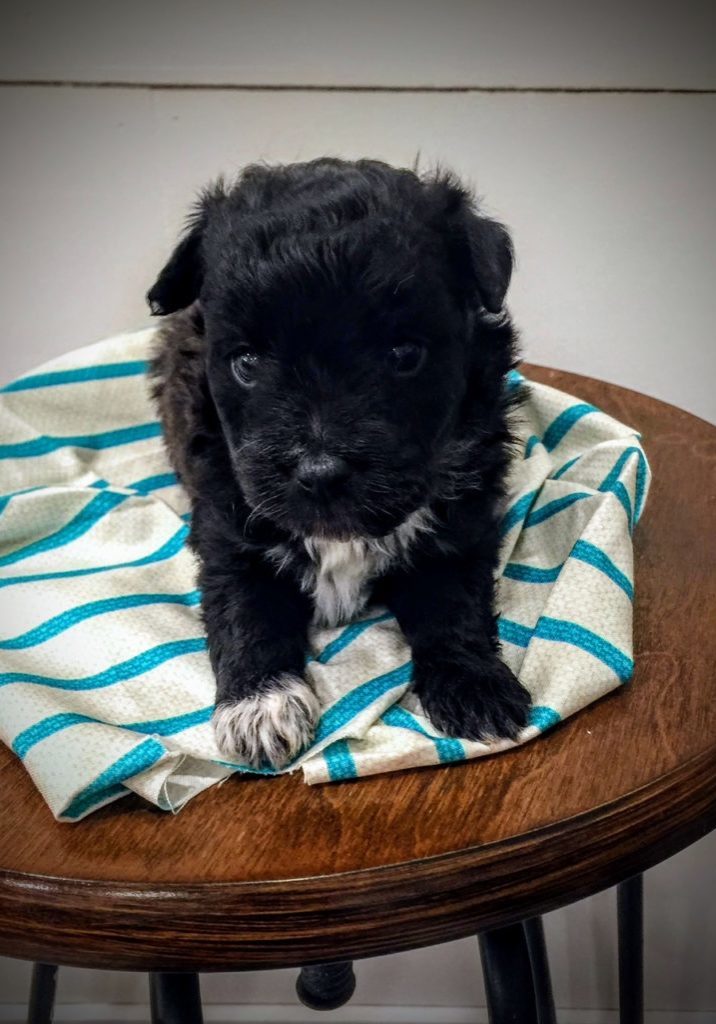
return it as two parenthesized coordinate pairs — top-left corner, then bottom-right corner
(212, 674), (319, 769)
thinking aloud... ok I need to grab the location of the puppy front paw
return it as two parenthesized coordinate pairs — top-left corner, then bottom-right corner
(212, 673), (320, 769)
(416, 655), (531, 742)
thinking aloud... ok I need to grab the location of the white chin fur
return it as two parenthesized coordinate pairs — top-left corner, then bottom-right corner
(304, 507), (435, 628)
(212, 674), (319, 770)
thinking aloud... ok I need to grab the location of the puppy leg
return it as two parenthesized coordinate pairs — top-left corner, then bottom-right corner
(194, 513), (317, 769)
(383, 553), (531, 741)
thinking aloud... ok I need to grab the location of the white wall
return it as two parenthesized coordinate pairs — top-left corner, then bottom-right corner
(1, 84), (715, 421)
(1, 0), (715, 89)
(0, 3), (714, 1021)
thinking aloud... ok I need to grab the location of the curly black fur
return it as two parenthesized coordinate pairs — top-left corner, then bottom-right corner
(148, 157), (531, 768)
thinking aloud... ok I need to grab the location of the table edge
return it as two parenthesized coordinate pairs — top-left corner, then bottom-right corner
(1, 743), (714, 970)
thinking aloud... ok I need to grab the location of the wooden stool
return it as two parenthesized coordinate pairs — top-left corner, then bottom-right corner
(1, 366), (714, 1024)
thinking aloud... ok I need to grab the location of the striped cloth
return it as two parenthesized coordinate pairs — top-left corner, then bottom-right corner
(0, 328), (650, 821)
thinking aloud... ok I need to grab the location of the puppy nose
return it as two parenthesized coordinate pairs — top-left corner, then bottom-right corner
(295, 453), (350, 495)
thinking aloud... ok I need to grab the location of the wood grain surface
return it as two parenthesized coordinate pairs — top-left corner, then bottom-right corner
(0, 366), (714, 971)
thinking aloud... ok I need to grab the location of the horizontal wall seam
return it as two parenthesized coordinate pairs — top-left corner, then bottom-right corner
(0, 80), (714, 94)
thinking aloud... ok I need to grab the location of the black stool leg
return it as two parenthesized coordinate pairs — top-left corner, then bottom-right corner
(617, 874), (644, 1024)
(149, 972), (204, 1024)
(479, 922), (540, 1024)
(27, 964), (58, 1024)
(296, 961), (356, 1010)
(523, 917), (557, 1024)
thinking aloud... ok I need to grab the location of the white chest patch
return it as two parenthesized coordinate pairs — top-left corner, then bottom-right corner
(302, 508), (433, 627)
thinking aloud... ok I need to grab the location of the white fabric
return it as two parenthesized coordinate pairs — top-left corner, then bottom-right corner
(0, 329), (650, 820)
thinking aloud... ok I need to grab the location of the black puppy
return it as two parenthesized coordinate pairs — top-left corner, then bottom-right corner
(148, 157), (531, 769)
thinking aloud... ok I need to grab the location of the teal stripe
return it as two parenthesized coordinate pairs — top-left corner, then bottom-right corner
(598, 446), (648, 525)
(3, 472), (177, 532)
(500, 614), (632, 679)
(130, 472), (179, 494)
(503, 562), (562, 584)
(542, 402), (598, 451)
(599, 447), (641, 491)
(13, 703), (215, 759)
(529, 706), (561, 731)
(604, 479), (633, 526)
(0, 489), (129, 569)
(535, 616), (633, 681)
(500, 488), (539, 537)
(524, 491), (591, 528)
(13, 713), (96, 757)
(16, 656), (407, 768)
(313, 662), (413, 743)
(1, 472), (178, 528)
(498, 617), (534, 647)
(0, 636), (206, 691)
(503, 542), (633, 600)
(553, 454), (581, 480)
(65, 782), (127, 818)
(0, 485), (44, 516)
(571, 540), (633, 600)
(0, 525), (188, 590)
(525, 435), (541, 458)
(0, 590), (201, 650)
(124, 704), (214, 735)
(0, 360), (149, 393)
(506, 426), (647, 538)
(314, 612), (394, 665)
(0, 421), (162, 460)
(382, 705), (465, 762)
(323, 738), (358, 779)
(62, 738), (166, 820)
(214, 757), (274, 775)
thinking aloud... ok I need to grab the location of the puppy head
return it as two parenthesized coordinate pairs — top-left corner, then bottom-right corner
(148, 158), (515, 540)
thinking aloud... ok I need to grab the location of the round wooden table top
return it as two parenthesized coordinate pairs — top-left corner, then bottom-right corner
(0, 365), (714, 973)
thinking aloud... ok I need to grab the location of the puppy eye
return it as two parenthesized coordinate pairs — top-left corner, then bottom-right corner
(388, 342), (426, 378)
(231, 349), (260, 387)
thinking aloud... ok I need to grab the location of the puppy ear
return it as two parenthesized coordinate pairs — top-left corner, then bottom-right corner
(147, 225), (203, 316)
(428, 173), (514, 314)
(147, 181), (227, 316)
(462, 213), (514, 314)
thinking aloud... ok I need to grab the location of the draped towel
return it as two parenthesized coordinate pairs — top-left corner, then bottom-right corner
(0, 329), (650, 820)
